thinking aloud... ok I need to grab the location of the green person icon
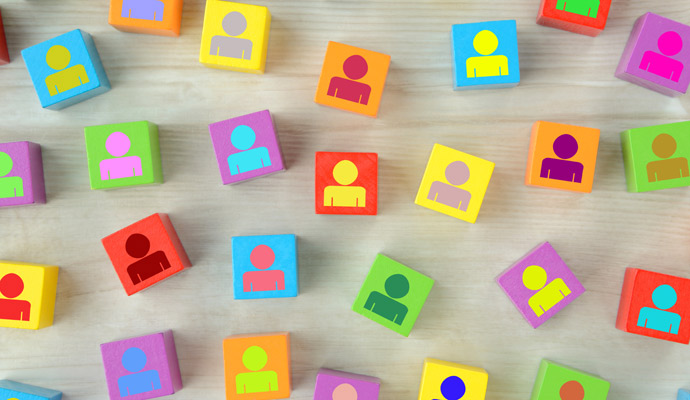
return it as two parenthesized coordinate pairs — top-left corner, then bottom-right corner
(0, 151), (24, 199)
(556, 0), (599, 18)
(235, 346), (279, 394)
(364, 274), (409, 325)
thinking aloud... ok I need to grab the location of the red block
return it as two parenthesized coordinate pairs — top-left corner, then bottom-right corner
(315, 152), (378, 215)
(616, 268), (690, 344)
(0, 8), (9, 65)
(102, 213), (191, 296)
(536, 0), (612, 37)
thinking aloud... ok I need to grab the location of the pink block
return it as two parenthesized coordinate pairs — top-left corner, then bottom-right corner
(314, 369), (380, 400)
(496, 242), (585, 328)
(0, 141), (46, 207)
(100, 330), (183, 400)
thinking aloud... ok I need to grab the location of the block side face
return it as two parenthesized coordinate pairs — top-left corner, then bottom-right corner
(0, 261), (58, 330)
(36, 265), (59, 329)
(109, 0), (184, 36)
(419, 358), (488, 400)
(0, 141), (42, 206)
(615, 268), (638, 331)
(0, 9), (9, 64)
(0, 380), (62, 399)
(315, 152), (378, 215)
(161, 330), (183, 391)
(534, 360), (610, 399)
(232, 234), (298, 299)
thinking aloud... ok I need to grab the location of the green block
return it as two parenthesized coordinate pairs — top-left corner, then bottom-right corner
(84, 121), (163, 190)
(621, 121), (690, 192)
(530, 359), (610, 400)
(352, 254), (434, 337)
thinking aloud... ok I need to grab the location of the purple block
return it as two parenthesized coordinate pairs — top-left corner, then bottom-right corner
(209, 109), (286, 185)
(496, 242), (585, 328)
(314, 368), (380, 400)
(0, 141), (46, 207)
(615, 12), (690, 97)
(100, 330), (183, 400)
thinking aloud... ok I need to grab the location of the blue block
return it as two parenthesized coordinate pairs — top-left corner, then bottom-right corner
(0, 380), (62, 400)
(451, 20), (520, 90)
(679, 389), (690, 400)
(232, 234), (298, 300)
(21, 29), (110, 110)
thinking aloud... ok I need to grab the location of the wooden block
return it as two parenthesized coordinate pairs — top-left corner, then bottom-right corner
(109, 0), (183, 37)
(415, 144), (494, 224)
(530, 359), (610, 400)
(418, 358), (488, 400)
(0, 380), (62, 400)
(616, 267), (690, 344)
(526, 121), (600, 193)
(100, 330), (182, 400)
(0, 260), (59, 330)
(223, 332), (290, 400)
(616, 13), (690, 97)
(199, 1), (270, 74)
(0, 8), (9, 65)
(101, 213), (191, 296)
(352, 254), (434, 337)
(0, 141), (46, 207)
(314, 369), (380, 400)
(314, 41), (391, 118)
(21, 29), (110, 110)
(451, 20), (520, 90)
(536, 0), (612, 37)
(231, 234), (298, 300)
(621, 121), (690, 193)
(209, 110), (285, 185)
(679, 389), (690, 400)
(315, 152), (378, 215)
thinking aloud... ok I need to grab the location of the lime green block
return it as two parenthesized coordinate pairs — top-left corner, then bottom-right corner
(352, 254), (434, 337)
(84, 121), (163, 190)
(531, 359), (610, 400)
(621, 121), (690, 192)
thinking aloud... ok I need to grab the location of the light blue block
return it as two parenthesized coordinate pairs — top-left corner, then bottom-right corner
(232, 234), (298, 300)
(679, 389), (690, 400)
(451, 20), (520, 90)
(21, 29), (110, 110)
(0, 380), (62, 400)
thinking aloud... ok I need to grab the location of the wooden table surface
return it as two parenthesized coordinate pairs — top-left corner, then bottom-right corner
(1, 0), (690, 399)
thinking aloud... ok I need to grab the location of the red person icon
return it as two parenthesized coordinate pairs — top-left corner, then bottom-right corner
(0, 273), (31, 321)
(327, 55), (372, 105)
(243, 245), (285, 292)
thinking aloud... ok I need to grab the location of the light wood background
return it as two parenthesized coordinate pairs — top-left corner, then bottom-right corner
(1, 0), (689, 399)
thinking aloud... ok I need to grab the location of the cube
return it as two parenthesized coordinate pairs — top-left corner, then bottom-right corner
(101, 213), (191, 296)
(199, 1), (270, 74)
(621, 121), (690, 192)
(314, 369), (380, 400)
(314, 41), (391, 117)
(531, 360), (610, 400)
(21, 29), (110, 110)
(616, 13), (690, 97)
(0, 380), (62, 400)
(315, 152), (378, 215)
(0, 141), (46, 207)
(209, 110), (285, 185)
(616, 267), (690, 344)
(353, 254), (434, 337)
(451, 20), (520, 90)
(418, 358), (488, 400)
(679, 389), (690, 400)
(223, 332), (290, 400)
(0, 8), (9, 65)
(526, 121), (600, 193)
(0, 261), (58, 330)
(536, 0), (612, 37)
(415, 144), (494, 224)
(231, 234), (298, 300)
(100, 330), (182, 400)
(109, 0), (184, 37)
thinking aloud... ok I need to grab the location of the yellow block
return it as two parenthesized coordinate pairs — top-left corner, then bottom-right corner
(418, 358), (488, 400)
(199, 1), (271, 74)
(0, 260), (59, 330)
(415, 144), (494, 223)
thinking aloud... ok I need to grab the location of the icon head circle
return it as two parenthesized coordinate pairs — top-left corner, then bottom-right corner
(46, 45), (71, 70)
(0, 273), (25, 299)
(250, 244), (275, 270)
(342, 55), (368, 80)
(242, 346), (268, 371)
(552, 134), (579, 159)
(522, 265), (548, 291)
(332, 383), (357, 400)
(122, 347), (148, 373)
(657, 31), (683, 56)
(652, 133), (677, 159)
(652, 284), (678, 310)
(444, 161), (470, 186)
(105, 132), (132, 157)
(230, 125), (257, 151)
(559, 380), (585, 400)
(222, 11), (248, 36)
(332, 160), (359, 185)
(440, 376), (466, 400)
(384, 274), (410, 299)
(126, 233), (151, 258)
(0, 151), (14, 177)
(473, 30), (499, 56)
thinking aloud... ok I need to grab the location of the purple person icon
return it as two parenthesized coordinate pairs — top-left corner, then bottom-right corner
(427, 161), (472, 211)
(100, 132), (143, 181)
(639, 31), (685, 83)
(121, 0), (165, 21)
(540, 134), (584, 183)
(327, 55), (372, 105)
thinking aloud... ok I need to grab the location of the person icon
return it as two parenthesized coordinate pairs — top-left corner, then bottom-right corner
(121, 0), (164, 21)
(0, 151), (23, 199)
(227, 125), (271, 175)
(44, 45), (90, 96)
(100, 131), (143, 181)
(332, 383), (358, 400)
(363, 274), (409, 325)
(235, 346), (279, 394)
(427, 161), (472, 211)
(327, 55), (372, 105)
(0, 273), (31, 322)
(556, 0), (599, 18)
(433, 376), (466, 400)
(125, 233), (172, 285)
(117, 347), (162, 397)
(646, 133), (689, 182)
(523, 265), (572, 317)
(465, 30), (509, 78)
(242, 244), (285, 292)
(559, 380), (585, 400)
(639, 31), (685, 82)
(637, 284), (682, 334)
(210, 12), (253, 59)
(324, 160), (366, 207)
(540, 134), (584, 183)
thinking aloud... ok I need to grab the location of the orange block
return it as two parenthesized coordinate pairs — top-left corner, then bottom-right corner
(525, 121), (600, 193)
(314, 41), (390, 118)
(108, 0), (184, 37)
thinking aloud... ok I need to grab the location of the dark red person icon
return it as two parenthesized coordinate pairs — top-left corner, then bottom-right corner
(540, 134), (584, 183)
(327, 55), (372, 105)
(559, 380), (584, 400)
(242, 244), (285, 292)
(126, 233), (172, 285)
(0, 273), (31, 321)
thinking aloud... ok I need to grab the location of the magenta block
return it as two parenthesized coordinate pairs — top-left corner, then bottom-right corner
(209, 109), (285, 185)
(100, 330), (183, 400)
(0, 141), (46, 207)
(314, 368), (380, 400)
(615, 12), (690, 97)
(496, 242), (585, 328)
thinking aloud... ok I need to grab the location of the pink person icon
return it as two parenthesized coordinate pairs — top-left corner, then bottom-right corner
(243, 245), (285, 292)
(639, 31), (685, 82)
(100, 132), (143, 180)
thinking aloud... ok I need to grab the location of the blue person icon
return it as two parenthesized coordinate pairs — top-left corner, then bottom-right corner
(434, 376), (466, 400)
(117, 347), (162, 397)
(637, 284), (682, 334)
(227, 125), (271, 175)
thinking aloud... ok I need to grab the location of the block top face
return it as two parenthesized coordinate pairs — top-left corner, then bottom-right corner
(109, 0), (183, 36)
(0, 141), (40, 207)
(539, 0), (611, 31)
(0, 260), (58, 330)
(315, 152), (378, 215)
(496, 242), (585, 328)
(314, 369), (380, 400)
(418, 358), (488, 400)
(314, 41), (391, 117)
(0, 380), (63, 400)
(531, 360), (610, 400)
